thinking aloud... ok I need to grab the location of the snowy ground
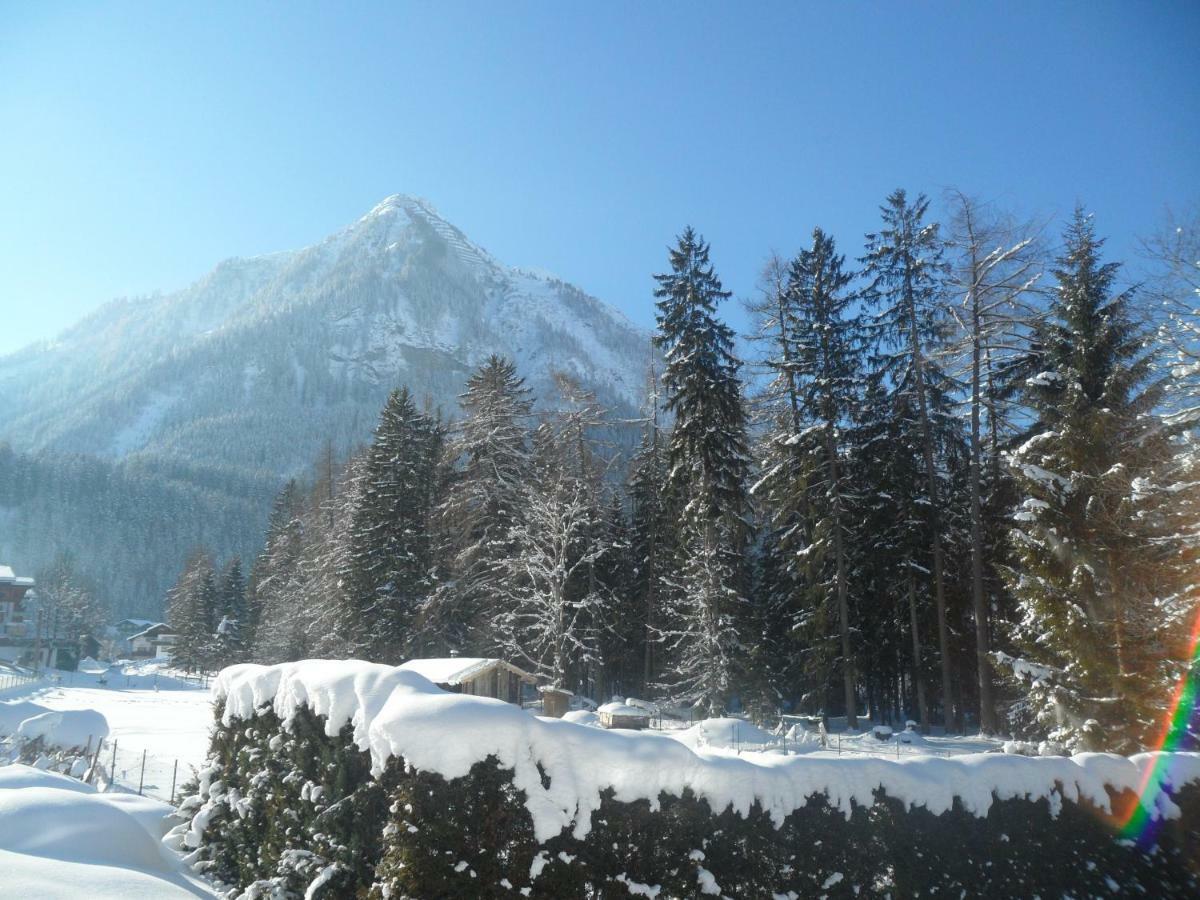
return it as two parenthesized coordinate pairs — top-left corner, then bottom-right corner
(0, 764), (214, 898)
(6, 659), (215, 798)
(0, 661), (218, 897)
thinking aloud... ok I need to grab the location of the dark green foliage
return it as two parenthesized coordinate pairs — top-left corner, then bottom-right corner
(192, 705), (1200, 899)
(166, 549), (219, 672)
(652, 228), (752, 713)
(194, 703), (395, 898)
(1003, 209), (1183, 752)
(341, 387), (443, 663)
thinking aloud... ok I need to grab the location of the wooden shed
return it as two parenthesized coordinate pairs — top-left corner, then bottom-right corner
(398, 657), (537, 705)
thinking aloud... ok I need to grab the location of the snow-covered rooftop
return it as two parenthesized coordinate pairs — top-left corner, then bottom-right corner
(0, 566), (34, 587)
(127, 623), (173, 641)
(597, 700), (650, 717)
(397, 657), (534, 685)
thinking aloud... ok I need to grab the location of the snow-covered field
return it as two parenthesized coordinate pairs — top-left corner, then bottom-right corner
(1, 663), (217, 897)
(27, 660), (215, 783)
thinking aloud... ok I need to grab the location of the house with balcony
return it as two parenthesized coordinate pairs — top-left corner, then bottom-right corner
(0, 564), (36, 665)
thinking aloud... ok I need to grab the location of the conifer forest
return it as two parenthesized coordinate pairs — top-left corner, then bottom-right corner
(162, 192), (1200, 756)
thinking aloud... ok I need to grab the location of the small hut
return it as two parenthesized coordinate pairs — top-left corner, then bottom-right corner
(598, 700), (652, 730)
(398, 657), (537, 705)
(539, 686), (573, 718)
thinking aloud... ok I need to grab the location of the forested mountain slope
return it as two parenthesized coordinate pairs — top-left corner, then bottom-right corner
(0, 195), (654, 615)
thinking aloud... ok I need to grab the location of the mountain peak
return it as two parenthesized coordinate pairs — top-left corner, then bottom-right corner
(362, 193), (440, 222)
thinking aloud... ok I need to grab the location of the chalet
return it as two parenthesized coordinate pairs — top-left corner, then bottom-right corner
(0, 565), (36, 664)
(398, 657), (538, 705)
(127, 622), (177, 658)
(110, 618), (158, 655)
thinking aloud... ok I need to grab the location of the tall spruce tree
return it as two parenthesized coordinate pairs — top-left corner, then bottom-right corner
(167, 548), (218, 672)
(425, 356), (533, 653)
(652, 228), (751, 713)
(862, 189), (961, 729)
(342, 387), (443, 663)
(628, 365), (677, 694)
(1002, 209), (1180, 752)
(213, 556), (247, 666)
(250, 480), (308, 663)
(778, 229), (863, 724)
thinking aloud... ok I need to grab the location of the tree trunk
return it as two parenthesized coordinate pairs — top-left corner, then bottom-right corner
(908, 573), (930, 733)
(967, 281), (998, 734)
(907, 290), (956, 732)
(825, 426), (856, 729)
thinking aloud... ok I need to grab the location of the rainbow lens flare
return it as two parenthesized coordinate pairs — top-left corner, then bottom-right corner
(1117, 606), (1200, 842)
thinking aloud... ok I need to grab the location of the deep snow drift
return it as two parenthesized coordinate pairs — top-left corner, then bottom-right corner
(0, 764), (213, 898)
(215, 659), (1200, 843)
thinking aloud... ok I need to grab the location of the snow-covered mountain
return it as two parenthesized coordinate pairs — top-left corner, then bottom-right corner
(0, 195), (654, 478)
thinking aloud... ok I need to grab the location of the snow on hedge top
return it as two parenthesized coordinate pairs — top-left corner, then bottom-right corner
(215, 660), (1200, 843)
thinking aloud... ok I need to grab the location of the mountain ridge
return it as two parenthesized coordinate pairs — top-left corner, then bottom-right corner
(0, 195), (656, 615)
(0, 194), (655, 477)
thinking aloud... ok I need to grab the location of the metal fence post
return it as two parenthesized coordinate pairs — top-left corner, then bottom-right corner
(110, 739), (117, 776)
(138, 749), (147, 796)
(170, 759), (179, 805)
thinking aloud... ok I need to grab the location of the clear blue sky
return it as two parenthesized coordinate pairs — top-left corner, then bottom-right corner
(1, 1), (1197, 354)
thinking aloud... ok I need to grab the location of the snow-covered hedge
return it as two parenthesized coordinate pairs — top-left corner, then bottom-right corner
(181, 661), (1200, 898)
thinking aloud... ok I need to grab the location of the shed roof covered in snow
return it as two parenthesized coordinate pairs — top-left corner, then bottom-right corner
(128, 623), (175, 642)
(397, 657), (536, 686)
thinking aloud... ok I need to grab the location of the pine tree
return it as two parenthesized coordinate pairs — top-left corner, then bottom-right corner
(628, 365), (677, 695)
(250, 481), (308, 664)
(595, 490), (640, 696)
(166, 549), (218, 672)
(341, 387), (443, 663)
(213, 556), (247, 666)
(652, 228), (751, 713)
(424, 356), (533, 653)
(1002, 209), (1181, 752)
(862, 189), (961, 729)
(753, 228), (864, 724)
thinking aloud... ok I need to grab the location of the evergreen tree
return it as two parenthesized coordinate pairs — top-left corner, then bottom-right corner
(753, 228), (864, 724)
(652, 228), (751, 713)
(1002, 209), (1181, 752)
(628, 366), (677, 694)
(595, 490), (640, 696)
(250, 481), (308, 663)
(167, 548), (218, 672)
(862, 189), (961, 729)
(341, 387), (443, 663)
(424, 356), (533, 653)
(213, 556), (247, 666)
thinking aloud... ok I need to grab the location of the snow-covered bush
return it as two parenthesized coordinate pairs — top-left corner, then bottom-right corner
(181, 661), (1200, 898)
